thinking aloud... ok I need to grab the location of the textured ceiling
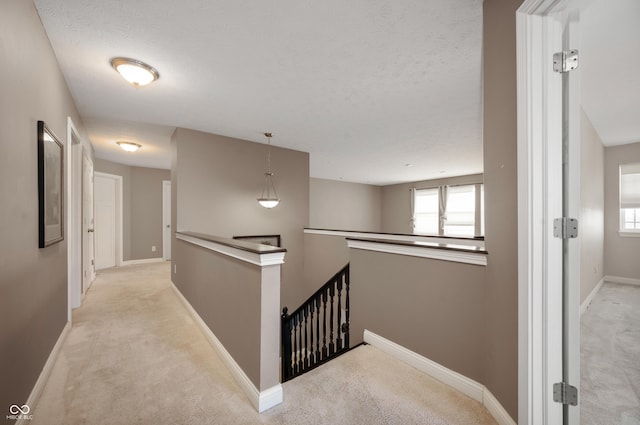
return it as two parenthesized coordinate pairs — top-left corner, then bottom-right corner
(581, 0), (640, 146)
(34, 0), (483, 185)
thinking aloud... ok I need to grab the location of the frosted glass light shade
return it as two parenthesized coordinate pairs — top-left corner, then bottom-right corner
(117, 141), (141, 152)
(111, 58), (159, 87)
(258, 172), (279, 208)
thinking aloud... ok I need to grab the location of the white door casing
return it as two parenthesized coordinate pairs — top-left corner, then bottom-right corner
(517, 1), (582, 424)
(162, 180), (171, 260)
(67, 117), (83, 319)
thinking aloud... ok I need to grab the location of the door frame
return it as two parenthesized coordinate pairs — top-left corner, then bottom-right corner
(162, 180), (171, 260)
(517, 1), (582, 424)
(94, 171), (124, 268)
(66, 117), (83, 322)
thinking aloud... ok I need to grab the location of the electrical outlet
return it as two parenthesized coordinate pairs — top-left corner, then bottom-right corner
(152, 246), (156, 252)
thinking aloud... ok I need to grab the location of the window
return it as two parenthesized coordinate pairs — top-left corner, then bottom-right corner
(412, 183), (484, 237)
(414, 188), (439, 235)
(620, 163), (640, 234)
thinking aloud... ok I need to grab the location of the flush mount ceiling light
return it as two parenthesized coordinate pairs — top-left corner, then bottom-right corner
(116, 141), (142, 152)
(110, 57), (159, 87)
(257, 132), (280, 209)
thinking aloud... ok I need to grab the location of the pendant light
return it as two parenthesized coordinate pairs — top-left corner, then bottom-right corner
(258, 132), (280, 208)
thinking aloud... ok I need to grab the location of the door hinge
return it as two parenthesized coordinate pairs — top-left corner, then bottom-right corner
(553, 217), (578, 239)
(553, 382), (578, 406)
(553, 50), (578, 73)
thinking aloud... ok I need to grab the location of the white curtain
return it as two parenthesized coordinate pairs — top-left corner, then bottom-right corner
(409, 187), (416, 231)
(438, 185), (448, 235)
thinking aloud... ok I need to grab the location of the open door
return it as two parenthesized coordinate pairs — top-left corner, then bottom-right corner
(82, 152), (95, 294)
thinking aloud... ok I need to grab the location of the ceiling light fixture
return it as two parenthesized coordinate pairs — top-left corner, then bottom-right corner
(117, 141), (142, 152)
(111, 57), (159, 87)
(257, 133), (280, 209)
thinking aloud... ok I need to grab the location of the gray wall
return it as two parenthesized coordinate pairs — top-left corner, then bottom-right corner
(381, 174), (483, 234)
(580, 109), (605, 303)
(604, 142), (640, 279)
(173, 128), (309, 309)
(350, 249), (486, 383)
(309, 178), (382, 232)
(303, 233), (351, 293)
(482, 0), (521, 418)
(0, 0), (91, 415)
(94, 159), (170, 261)
(173, 239), (262, 388)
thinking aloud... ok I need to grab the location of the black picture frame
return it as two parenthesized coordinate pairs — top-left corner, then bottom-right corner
(233, 234), (281, 247)
(38, 120), (64, 248)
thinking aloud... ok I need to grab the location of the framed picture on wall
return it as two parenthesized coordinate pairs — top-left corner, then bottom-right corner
(233, 234), (281, 247)
(38, 120), (64, 248)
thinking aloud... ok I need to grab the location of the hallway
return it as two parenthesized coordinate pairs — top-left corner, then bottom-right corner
(31, 263), (496, 424)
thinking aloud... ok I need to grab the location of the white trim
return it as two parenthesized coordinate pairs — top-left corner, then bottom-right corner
(580, 278), (604, 316)
(363, 330), (516, 425)
(120, 258), (167, 266)
(304, 228), (484, 248)
(618, 231), (640, 238)
(17, 322), (71, 425)
(346, 239), (487, 266)
(604, 275), (640, 286)
(484, 389), (519, 425)
(176, 233), (285, 266)
(170, 283), (282, 412)
(517, 2), (569, 424)
(66, 117), (82, 322)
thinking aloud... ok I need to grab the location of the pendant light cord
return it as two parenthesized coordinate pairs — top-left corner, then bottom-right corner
(265, 133), (273, 174)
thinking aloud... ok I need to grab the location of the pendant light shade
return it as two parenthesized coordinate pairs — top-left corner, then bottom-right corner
(258, 133), (280, 208)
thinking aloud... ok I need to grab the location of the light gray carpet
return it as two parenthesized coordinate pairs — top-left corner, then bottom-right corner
(31, 262), (496, 425)
(581, 282), (640, 424)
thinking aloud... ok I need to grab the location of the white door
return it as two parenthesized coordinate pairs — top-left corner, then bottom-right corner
(82, 153), (95, 291)
(162, 180), (171, 260)
(94, 174), (116, 270)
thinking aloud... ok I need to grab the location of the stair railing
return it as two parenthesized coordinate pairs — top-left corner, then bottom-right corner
(281, 263), (350, 382)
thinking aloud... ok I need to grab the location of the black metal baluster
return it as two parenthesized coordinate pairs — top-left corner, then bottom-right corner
(329, 281), (335, 356)
(293, 312), (299, 375)
(303, 305), (309, 369)
(344, 265), (350, 348)
(336, 275), (343, 352)
(322, 288), (328, 359)
(297, 311), (303, 373)
(315, 295), (321, 363)
(309, 300), (316, 367)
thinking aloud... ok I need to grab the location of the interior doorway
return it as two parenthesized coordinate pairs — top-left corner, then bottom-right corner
(82, 154), (95, 291)
(94, 171), (123, 270)
(162, 180), (171, 260)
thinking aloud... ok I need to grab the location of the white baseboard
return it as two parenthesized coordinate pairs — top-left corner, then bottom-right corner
(604, 275), (640, 286)
(363, 330), (516, 425)
(580, 277), (604, 316)
(17, 322), (71, 425)
(170, 283), (282, 413)
(120, 258), (166, 266)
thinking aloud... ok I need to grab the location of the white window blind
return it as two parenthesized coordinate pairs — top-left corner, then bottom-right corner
(444, 185), (476, 237)
(621, 164), (640, 232)
(414, 188), (439, 235)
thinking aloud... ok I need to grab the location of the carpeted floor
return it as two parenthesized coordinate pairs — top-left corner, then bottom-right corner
(31, 262), (497, 425)
(581, 281), (640, 424)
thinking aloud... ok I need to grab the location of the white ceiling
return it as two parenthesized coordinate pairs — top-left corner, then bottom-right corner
(33, 0), (483, 185)
(581, 0), (640, 146)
